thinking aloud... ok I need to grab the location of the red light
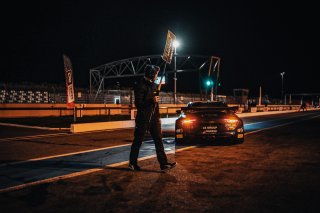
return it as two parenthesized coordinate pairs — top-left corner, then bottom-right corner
(224, 118), (239, 130)
(182, 119), (196, 125)
(224, 118), (239, 124)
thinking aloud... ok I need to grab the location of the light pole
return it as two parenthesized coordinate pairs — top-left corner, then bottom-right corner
(280, 72), (285, 103)
(172, 40), (180, 104)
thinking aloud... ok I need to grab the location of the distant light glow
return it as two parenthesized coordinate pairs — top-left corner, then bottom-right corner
(173, 40), (180, 48)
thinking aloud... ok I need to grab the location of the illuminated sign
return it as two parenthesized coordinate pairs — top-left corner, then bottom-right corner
(155, 76), (166, 85)
(162, 30), (176, 64)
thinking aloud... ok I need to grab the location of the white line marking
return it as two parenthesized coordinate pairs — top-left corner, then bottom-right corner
(0, 122), (69, 131)
(0, 143), (131, 167)
(0, 133), (70, 142)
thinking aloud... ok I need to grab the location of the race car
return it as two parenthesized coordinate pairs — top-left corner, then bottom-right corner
(175, 101), (244, 143)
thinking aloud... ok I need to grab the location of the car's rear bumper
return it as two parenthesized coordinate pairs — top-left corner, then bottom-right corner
(175, 128), (244, 141)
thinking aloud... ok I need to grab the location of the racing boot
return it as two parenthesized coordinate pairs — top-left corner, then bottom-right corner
(160, 162), (177, 172)
(128, 163), (141, 171)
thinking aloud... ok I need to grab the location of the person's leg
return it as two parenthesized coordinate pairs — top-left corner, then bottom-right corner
(129, 122), (148, 166)
(149, 120), (168, 166)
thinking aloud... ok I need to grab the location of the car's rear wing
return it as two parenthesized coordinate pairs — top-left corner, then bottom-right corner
(178, 106), (239, 114)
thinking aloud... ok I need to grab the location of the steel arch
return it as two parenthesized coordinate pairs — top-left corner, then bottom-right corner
(89, 54), (220, 102)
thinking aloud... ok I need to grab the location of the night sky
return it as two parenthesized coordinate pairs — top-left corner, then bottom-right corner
(3, 0), (319, 98)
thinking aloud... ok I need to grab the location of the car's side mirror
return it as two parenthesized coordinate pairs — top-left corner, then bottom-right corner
(176, 110), (182, 114)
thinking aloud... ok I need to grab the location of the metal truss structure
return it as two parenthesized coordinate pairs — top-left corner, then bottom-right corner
(89, 54), (220, 102)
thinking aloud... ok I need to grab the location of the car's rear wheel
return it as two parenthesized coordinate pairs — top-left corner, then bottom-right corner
(234, 136), (244, 144)
(175, 136), (184, 143)
(175, 134), (193, 144)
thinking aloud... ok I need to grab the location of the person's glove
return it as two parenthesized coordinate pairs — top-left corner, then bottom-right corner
(153, 90), (160, 103)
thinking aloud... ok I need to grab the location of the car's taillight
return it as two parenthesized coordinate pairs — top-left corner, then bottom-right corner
(182, 119), (196, 125)
(224, 118), (239, 130)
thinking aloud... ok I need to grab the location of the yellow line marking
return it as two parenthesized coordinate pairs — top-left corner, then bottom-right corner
(0, 168), (103, 193)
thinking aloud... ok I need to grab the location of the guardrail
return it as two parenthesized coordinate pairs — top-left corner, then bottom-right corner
(0, 103), (313, 118)
(243, 105), (301, 113)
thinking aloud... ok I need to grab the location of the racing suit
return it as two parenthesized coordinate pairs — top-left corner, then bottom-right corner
(129, 77), (168, 166)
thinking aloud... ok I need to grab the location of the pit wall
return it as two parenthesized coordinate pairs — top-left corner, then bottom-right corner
(0, 103), (305, 118)
(0, 104), (122, 118)
(0, 103), (186, 118)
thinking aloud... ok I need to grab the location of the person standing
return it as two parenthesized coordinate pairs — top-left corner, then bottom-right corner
(299, 102), (307, 112)
(129, 65), (176, 172)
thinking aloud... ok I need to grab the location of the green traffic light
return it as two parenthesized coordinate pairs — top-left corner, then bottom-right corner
(205, 79), (214, 87)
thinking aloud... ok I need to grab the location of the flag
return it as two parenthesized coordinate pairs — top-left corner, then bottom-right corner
(63, 54), (75, 109)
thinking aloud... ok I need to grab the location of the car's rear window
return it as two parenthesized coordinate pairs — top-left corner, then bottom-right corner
(187, 102), (227, 108)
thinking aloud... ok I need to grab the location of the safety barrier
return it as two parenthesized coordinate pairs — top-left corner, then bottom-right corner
(0, 103), (311, 119)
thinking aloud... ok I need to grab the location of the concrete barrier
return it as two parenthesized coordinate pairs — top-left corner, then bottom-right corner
(70, 117), (178, 133)
(250, 107), (257, 112)
(71, 120), (135, 133)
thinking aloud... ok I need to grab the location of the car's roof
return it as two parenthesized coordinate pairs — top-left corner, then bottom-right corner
(182, 101), (238, 114)
(187, 101), (228, 108)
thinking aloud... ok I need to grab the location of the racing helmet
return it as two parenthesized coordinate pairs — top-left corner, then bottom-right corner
(144, 65), (160, 80)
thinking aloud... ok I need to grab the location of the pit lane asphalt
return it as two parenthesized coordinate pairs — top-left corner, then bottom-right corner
(0, 111), (319, 192)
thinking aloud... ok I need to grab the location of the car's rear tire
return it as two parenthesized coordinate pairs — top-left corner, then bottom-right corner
(175, 134), (193, 144)
(175, 135), (184, 143)
(234, 137), (244, 144)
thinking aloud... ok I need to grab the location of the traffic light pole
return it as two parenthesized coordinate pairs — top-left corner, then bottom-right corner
(208, 57), (214, 101)
(213, 57), (221, 101)
(207, 56), (221, 101)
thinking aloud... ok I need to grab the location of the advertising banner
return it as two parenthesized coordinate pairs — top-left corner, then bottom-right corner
(63, 54), (75, 109)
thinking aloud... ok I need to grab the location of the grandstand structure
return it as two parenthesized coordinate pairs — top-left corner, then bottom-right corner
(0, 83), (73, 104)
(0, 82), (203, 104)
(0, 89), (50, 103)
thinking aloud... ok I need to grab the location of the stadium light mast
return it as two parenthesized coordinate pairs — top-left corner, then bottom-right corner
(280, 72), (285, 103)
(173, 40), (180, 104)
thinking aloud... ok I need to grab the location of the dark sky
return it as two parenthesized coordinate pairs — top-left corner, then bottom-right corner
(3, 0), (319, 97)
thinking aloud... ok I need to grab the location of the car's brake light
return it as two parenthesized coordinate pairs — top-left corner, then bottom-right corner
(224, 118), (239, 130)
(224, 118), (239, 124)
(182, 119), (196, 125)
